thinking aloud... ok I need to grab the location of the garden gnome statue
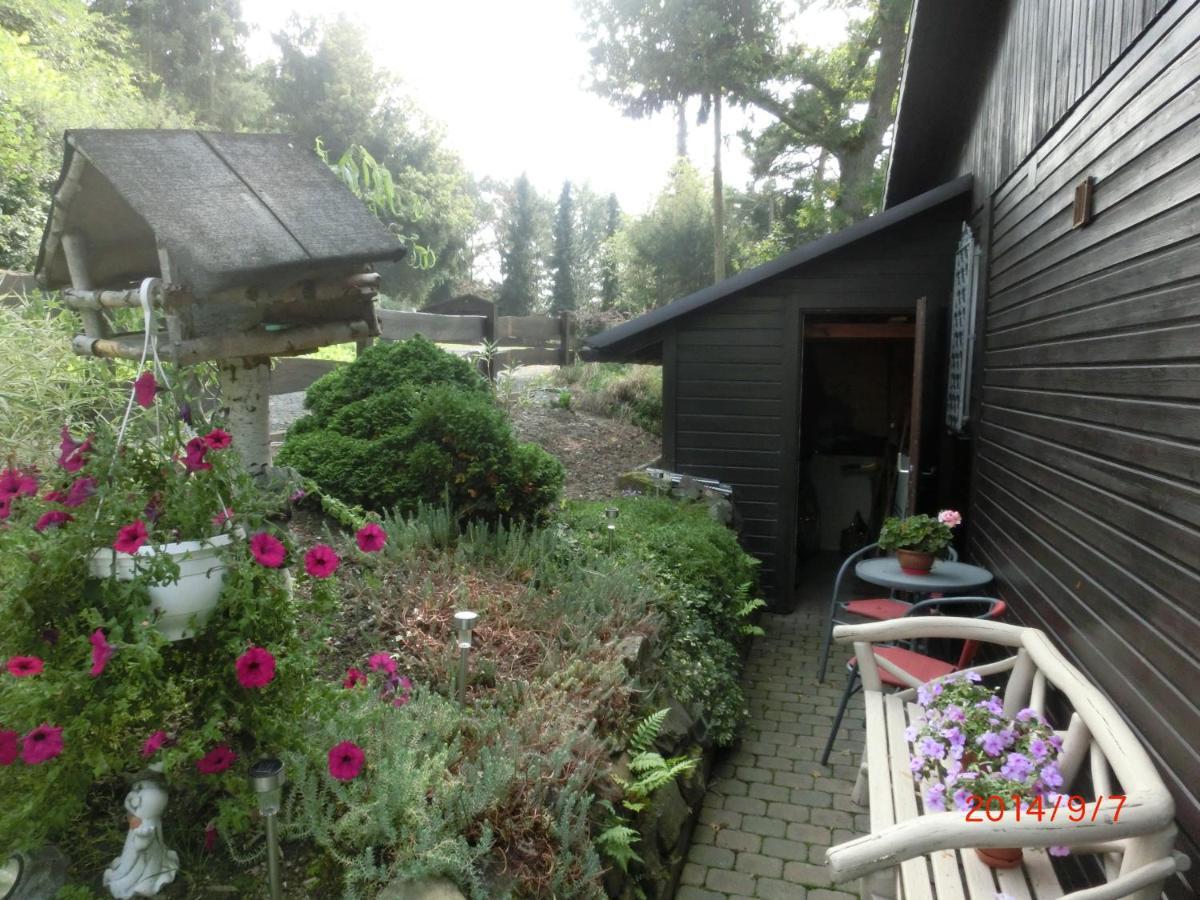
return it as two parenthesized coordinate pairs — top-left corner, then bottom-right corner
(103, 778), (179, 898)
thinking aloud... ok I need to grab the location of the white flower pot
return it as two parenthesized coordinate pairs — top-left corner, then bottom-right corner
(88, 533), (236, 641)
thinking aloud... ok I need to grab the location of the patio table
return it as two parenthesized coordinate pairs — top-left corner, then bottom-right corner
(854, 557), (993, 594)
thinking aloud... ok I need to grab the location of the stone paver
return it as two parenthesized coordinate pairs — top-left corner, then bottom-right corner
(677, 600), (865, 899)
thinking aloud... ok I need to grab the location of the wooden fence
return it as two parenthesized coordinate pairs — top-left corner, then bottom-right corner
(270, 308), (574, 396)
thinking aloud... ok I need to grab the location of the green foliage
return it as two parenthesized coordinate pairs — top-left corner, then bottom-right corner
(278, 338), (563, 524)
(877, 512), (956, 554)
(497, 173), (548, 315)
(550, 180), (578, 312)
(599, 193), (622, 309)
(557, 362), (663, 434)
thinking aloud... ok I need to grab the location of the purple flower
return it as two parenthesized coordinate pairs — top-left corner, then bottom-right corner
(909, 756), (924, 774)
(904, 725), (919, 742)
(1049, 846), (1070, 857)
(925, 783), (946, 810)
(1016, 707), (1041, 723)
(943, 704), (965, 723)
(945, 758), (963, 781)
(978, 731), (1006, 757)
(999, 727), (1018, 748)
(1040, 764), (1063, 789)
(1049, 734), (1064, 752)
(1000, 752), (1034, 782)
(964, 671), (982, 683)
(941, 726), (965, 748)
(930, 680), (945, 697)
(918, 684), (932, 706)
(1029, 737), (1050, 760)
(976, 695), (1003, 716)
(920, 738), (946, 760)
(953, 788), (974, 811)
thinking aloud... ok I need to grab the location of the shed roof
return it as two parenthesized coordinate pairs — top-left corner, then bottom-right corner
(583, 174), (972, 357)
(37, 130), (407, 296)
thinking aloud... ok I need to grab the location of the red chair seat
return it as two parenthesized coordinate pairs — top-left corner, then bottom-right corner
(843, 598), (911, 621)
(849, 646), (957, 689)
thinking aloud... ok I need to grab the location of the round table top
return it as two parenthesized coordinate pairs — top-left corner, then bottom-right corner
(854, 557), (994, 593)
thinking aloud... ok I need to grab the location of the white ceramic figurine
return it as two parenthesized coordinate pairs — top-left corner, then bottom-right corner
(103, 778), (179, 898)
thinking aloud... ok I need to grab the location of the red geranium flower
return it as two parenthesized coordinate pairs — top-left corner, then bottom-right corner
(183, 436), (211, 472)
(114, 520), (149, 555)
(304, 544), (340, 579)
(196, 744), (236, 775)
(235, 646), (276, 689)
(89, 629), (114, 677)
(355, 523), (387, 553)
(203, 428), (232, 450)
(133, 371), (158, 408)
(327, 741), (365, 781)
(64, 476), (97, 507)
(249, 532), (286, 568)
(21, 724), (63, 765)
(367, 652), (397, 676)
(342, 667), (366, 689)
(0, 730), (18, 766)
(6, 656), (43, 677)
(141, 730), (168, 758)
(34, 510), (73, 532)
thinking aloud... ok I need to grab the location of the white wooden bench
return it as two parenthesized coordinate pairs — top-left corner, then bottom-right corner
(824, 616), (1189, 900)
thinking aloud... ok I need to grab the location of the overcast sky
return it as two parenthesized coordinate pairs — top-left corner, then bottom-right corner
(241, 1), (850, 215)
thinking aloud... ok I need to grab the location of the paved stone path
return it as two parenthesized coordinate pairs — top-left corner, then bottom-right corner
(677, 604), (867, 900)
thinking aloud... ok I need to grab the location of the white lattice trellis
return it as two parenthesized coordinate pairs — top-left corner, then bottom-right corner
(945, 223), (980, 432)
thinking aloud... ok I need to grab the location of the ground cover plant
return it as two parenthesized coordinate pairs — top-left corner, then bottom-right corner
(278, 336), (563, 524)
(554, 362), (663, 435)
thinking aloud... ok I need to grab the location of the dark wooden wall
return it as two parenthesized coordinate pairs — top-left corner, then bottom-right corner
(959, 0), (1200, 886)
(665, 208), (962, 606)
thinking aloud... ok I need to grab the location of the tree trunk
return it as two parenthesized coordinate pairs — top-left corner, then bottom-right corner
(713, 92), (726, 282)
(676, 101), (688, 158)
(833, 0), (909, 221)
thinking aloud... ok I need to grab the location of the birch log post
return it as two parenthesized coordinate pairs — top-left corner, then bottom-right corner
(219, 361), (271, 476)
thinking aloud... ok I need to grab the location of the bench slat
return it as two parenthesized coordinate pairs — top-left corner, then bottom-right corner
(906, 702), (966, 900)
(959, 842), (1003, 900)
(864, 691), (901, 897)
(995, 861), (1035, 900)
(1024, 848), (1066, 900)
(885, 695), (935, 900)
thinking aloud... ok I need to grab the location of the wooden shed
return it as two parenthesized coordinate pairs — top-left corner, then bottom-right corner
(35, 129), (406, 471)
(584, 176), (972, 606)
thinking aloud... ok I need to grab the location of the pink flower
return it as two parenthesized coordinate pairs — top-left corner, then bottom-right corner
(368, 653), (397, 676)
(392, 676), (413, 708)
(6, 656), (43, 677)
(356, 523), (387, 553)
(64, 476), (97, 507)
(235, 646), (276, 689)
(1048, 846), (1070, 857)
(133, 371), (158, 408)
(183, 437), (211, 472)
(343, 667), (366, 689)
(89, 629), (114, 677)
(0, 468), (37, 499)
(204, 822), (219, 852)
(196, 744), (236, 775)
(21, 724), (63, 765)
(114, 520), (149, 555)
(43, 489), (67, 504)
(34, 510), (73, 532)
(327, 741), (365, 781)
(938, 509), (962, 527)
(0, 497), (9, 521)
(212, 507), (235, 528)
(58, 428), (91, 473)
(249, 532), (286, 568)
(0, 730), (18, 766)
(304, 544), (340, 579)
(141, 730), (168, 758)
(203, 428), (232, 450)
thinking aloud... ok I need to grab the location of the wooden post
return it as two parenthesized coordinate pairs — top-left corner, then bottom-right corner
(61, 232), (108, 338)
(558, 311), (573, 367)
(219, 360), (271, 477)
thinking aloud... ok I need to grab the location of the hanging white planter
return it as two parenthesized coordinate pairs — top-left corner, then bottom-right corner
(88, 533), (236, 641)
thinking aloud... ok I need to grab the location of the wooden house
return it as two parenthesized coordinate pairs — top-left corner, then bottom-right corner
(586, 0), (1200, 887)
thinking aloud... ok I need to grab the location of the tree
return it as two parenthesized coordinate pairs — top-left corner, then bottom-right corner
(88, 0), (268, 130)
(599, 193), (621, 310)
(497, 174), (546, 316)
(549, 181), (577, 313)
(580, 0), (782, 283)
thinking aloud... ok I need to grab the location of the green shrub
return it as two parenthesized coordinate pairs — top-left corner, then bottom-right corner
(278, 339), (563, 524)
(555, 363), (662, 434)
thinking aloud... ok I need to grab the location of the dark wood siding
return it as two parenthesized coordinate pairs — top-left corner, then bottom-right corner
(966, 0), (1200, 881)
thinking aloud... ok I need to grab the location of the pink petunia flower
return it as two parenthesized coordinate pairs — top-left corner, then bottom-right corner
(367, 652), (397, 676)
(304, 544), (340, 579)
(212, 508), (235, 528)
(938, 509), (962, 527)
(6, 656), (43, 677)
(58, 428), (91, 473)
(0, 497), (9, 521)
(183, 437), (211, 472)
(141, 730), (168, 758)
(204, 822), (219, 852)
(21, 724), (63, 765)
(235, 646), (276, 689)
(114, 520), (149, 555)
(34, 510), (73, 532)
(0, 730), (18, 766)
(43, 489), (67, 504)
(196, 744), (236, 775)
(249, 532), (286, 568)
(89, 629), (114, 677)
(203, 428), (232, 450)
(355, 523), (387, 553)
(133, 371), (158, 408)
(343, 667), (366, 689)
(327, 741), (365, 781)
(0, 468), (37, 499)
(64, 476), (97, 507)
(392, 676), (413, 708)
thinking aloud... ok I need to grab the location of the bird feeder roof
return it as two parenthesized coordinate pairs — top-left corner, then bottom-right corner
(37, 129), (407, 296)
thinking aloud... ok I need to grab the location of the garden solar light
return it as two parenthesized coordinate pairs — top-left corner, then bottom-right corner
(605, 506), (619, 551)
(454, 610), (479, 704)
(249, 758), (285, 900)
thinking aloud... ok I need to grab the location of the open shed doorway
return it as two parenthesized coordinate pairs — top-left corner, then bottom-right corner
(794, 313), (918, 589)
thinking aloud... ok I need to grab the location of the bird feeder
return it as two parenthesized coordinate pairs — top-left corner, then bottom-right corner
(36, 129), (407, 474)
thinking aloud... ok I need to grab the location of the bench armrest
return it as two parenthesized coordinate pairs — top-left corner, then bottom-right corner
(832, 616), (1028, 646)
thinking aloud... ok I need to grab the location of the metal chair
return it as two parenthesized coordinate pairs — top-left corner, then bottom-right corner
(818, 595), (1006, 766)
(816, 542), (959, 682)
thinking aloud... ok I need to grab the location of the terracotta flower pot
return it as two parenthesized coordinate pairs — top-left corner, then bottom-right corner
(975, 846), (1024, 869)
(895, 548), (935, 574)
